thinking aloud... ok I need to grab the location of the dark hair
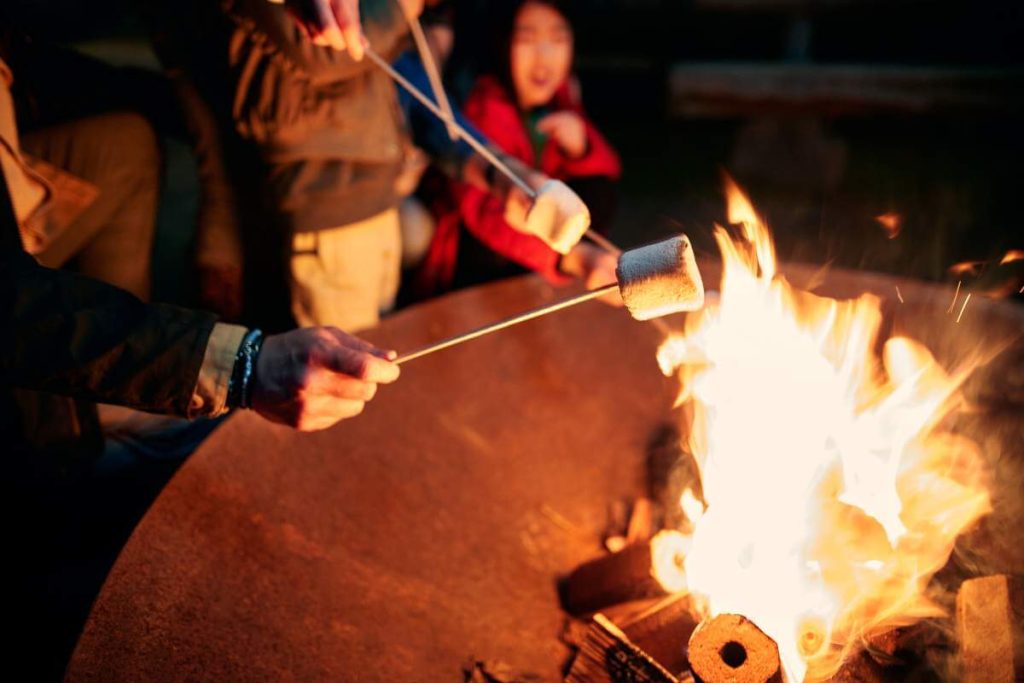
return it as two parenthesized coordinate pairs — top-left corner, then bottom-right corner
(486, 0), (575, 99)
(421, 1), (454, 28)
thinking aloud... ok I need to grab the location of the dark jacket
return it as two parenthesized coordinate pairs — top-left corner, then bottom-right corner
(0, 168), (217, 470)
(174, 0), (415, 232)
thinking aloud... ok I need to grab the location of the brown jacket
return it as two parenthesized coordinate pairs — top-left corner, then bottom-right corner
(179, 0), (415, 232)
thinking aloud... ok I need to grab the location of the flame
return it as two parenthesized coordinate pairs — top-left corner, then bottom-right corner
(949, 261), (985, 277)
(650, 530), (690, 593)
(1000, 249), (1024, 265)
(875, 213), (902, 240)
(655, 178), (991, 681)
(680, 487), (706, 526)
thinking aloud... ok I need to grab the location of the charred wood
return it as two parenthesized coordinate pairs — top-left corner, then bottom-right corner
(621, 594), (699, 675)
(565, 615), (680, 683)
(560, 542), (669, 616)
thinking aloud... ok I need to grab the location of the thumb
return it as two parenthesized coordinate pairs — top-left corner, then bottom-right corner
(324, 345), (401, 385)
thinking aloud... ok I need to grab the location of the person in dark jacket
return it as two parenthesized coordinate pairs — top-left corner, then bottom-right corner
(0, 149), (400, 675)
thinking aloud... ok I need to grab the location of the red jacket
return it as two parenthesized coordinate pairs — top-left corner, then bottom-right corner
(416, 75), (621, 296)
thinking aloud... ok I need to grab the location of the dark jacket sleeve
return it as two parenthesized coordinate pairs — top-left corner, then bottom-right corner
(0, 172), (217, 417)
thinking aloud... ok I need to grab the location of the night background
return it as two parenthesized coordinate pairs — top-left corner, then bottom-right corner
(6, 0), (1024, 303)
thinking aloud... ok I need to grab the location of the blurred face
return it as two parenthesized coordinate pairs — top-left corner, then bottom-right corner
(510, 2), (573, 109)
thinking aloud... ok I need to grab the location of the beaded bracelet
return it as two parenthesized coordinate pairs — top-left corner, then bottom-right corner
(227, 328), (265, 410)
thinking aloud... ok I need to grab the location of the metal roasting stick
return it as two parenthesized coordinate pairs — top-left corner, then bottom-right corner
(399, 3), (459, 141)
(367, 46), (676, 339)
(365, 47), (610, 252)
(396, 284), (618, 364)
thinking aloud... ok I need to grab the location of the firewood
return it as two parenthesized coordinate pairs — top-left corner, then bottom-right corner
(564, 614), (680, 683)
(824, 648), (891, 683)
(560, 543), (668, 615)
(621, 594), (699, 675)
(627, 498), (656, 544)
(957, 575), (1024, 683)
(687, 614), (782, 683)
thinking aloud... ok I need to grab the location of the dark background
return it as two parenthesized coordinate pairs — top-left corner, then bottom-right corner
(6, 0), (1024, 294)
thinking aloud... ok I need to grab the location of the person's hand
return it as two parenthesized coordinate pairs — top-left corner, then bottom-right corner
(503, 186), (533, 234)
(198, 264), (244, 322)
(397, 0), (426, 20)
(537, 112), (588, 159)
(277, 0), (364, 60)
(560, 242), (623, 306)
(251, 327), (400, 431)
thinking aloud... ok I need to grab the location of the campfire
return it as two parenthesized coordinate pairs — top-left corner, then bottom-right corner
(560, 178), (1010, 683)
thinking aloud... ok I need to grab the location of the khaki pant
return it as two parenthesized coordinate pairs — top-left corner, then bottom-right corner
(290, 208), (401, 332)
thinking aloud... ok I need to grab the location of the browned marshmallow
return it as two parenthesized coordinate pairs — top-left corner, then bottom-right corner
(616, 235), (705, 320)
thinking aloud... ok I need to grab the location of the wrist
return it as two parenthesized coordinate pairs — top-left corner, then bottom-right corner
(227, 328), (266, 410)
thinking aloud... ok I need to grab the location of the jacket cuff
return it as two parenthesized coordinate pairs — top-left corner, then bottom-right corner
(188, 322), (248, 419)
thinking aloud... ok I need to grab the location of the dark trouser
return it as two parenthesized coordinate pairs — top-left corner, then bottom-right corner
(20, 111), (160, 300)
(7, 113), (163, 680)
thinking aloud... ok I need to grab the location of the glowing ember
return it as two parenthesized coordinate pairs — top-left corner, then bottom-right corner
(999, 249), (1024, 265)
(949, 261), (985, 277)
(875, 213), (902, 240)
(655, 178), (991, 681)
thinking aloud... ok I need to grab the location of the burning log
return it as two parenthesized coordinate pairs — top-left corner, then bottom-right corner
(957, 575), (1024, 683)
(560, 531), (688, 615)
(687, 614), (782, 683)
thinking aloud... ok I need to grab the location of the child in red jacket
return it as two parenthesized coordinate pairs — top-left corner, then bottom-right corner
(414, 0), (621, 297)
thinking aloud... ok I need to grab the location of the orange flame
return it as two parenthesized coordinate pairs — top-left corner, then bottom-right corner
(948, 261), (985, 277)
(1000, 249), (1024, 265)
(656, 178), (991, 681)
(875, 213), (902, 240)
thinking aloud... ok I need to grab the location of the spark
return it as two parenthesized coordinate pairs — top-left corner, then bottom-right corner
(895, 286), (904, 304)
(956, 293), (972, 324)
(947, 281), (962, 314)
(949, 261), (985, 277)
(875, 213), (902, 240)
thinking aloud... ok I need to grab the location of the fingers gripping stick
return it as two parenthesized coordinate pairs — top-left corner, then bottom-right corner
(365, 46), (604, 254)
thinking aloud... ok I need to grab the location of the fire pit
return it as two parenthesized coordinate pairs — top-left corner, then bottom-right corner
(68, 232), (1022, 680)
(561, 183), (1024, 683)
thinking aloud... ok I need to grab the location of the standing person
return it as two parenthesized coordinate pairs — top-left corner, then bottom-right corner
(413, 0), (622, 298)
(161, 0), (595, 333)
